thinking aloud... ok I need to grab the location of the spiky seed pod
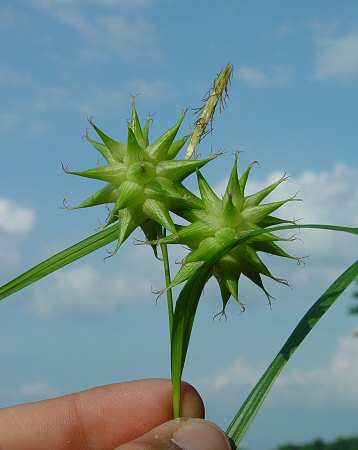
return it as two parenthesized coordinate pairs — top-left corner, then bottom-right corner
(157, 155), (300, 312)
(65, 100), (217, 254)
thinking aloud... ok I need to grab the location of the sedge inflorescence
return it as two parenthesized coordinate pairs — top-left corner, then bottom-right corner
(158, 154), (300, 312)
(66, 100), (299, 312)
(64, 99), (217, 255)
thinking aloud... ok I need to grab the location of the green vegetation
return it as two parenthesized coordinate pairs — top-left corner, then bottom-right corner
(348, 280), (358, 316)
(272, 435), (358, 450)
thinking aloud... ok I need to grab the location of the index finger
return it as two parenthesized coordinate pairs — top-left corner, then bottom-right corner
(0, 378), (204, 450)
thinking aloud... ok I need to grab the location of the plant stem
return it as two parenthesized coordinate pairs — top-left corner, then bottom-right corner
(159, 228), (174, 339)
(173, 386), (181, 419)
(158, 228), (180, 417)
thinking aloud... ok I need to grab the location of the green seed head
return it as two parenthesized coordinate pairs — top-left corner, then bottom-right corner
(159, 155), (300, 312)
(65, 99), (217, 254)
(126, 161), (156, 184)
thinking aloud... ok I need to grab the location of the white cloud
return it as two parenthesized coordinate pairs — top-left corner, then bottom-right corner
(0, 5), (18, 30)
(1, 3), (162, 132)
(276, 331), (358, 403)
(0, 198), (35, 270)
(238, 65), (293, 87)
(71, 80), (172, 116)
(312, 31), (358, 81)
(31, 0), (152, 9)
(1, 78), (171, 132)
(0, 236), (22, 270)
(239, 66), (268, 86)
(29, 0), (159, 61)
(31, 265), (133, 318)
(30, 236), (164, 317)
(199, 357), (263, 391)
(82, 15), (158, 62)
(123, 79), (174, 101)
(0, 380), (59, 405)
(0, 112), (20, 132)
(197, 330), (358, 405)
(0, 65), (31, 85)
(0, 198), (37, 234)
(32, 84), (126, 117)
(37, 5), (160, 63)
(19, 380), (58, 398)
(269, 21), (293, 39)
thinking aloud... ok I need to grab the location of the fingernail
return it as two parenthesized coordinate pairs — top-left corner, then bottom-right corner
(171, 419), (232, 450)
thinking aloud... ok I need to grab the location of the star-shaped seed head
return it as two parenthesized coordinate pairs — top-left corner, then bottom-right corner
(64, 100), (217, 254)
(157, 155), (301, 313)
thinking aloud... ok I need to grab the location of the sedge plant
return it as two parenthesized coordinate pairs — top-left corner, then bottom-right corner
(0, 64), (357, 448)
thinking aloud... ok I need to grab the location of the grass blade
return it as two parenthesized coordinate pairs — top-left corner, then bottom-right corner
(0, 224), (119, 301)
(226, 259), (358, 447)
(171, 263), (212, 417)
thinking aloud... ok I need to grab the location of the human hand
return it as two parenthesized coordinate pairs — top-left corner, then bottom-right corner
(0, 378), (232, 449)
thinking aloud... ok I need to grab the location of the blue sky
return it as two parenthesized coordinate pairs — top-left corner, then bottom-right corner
(0, 1), (357, 449)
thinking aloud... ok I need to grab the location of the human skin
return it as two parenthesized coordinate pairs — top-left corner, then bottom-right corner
(0, 378), (232, 450)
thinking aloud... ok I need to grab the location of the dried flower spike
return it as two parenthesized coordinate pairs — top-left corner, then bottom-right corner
(186, 63), (234, 159)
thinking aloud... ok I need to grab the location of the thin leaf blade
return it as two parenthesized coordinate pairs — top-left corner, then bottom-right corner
(0, 224), (119, 301)
(226, 259), (358, 446)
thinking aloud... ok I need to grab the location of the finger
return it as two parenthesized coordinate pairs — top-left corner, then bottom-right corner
(0, 378), (204, 450)
(115, 418), (233, 450)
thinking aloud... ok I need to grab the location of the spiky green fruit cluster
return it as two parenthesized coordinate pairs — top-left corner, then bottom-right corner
(65, 100), (217, 253)
(158, 155), (299, 312)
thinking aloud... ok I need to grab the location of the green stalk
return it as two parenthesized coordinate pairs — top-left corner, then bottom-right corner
(159, 228), (174, 339)
(172, 384), (181, 419)
(157, 227), (178, 417)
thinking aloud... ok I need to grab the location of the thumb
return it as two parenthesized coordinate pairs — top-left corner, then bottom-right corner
(114, 417), (234, 450)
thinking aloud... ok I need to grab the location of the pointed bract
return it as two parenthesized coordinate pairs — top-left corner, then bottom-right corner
(85, 135), (114, 163)
(69, 184), (118, 209)
(115, 206), (147, 252)
(125, 127), (146, 165)
(227, 157), (244, 210)
(244, 174), (289, 209)
(147, 113), (186, 162)
(239, 161), (256, 195)
(167, 135), (190, 160)
(143, 199), (177, 235)
(156, 155), (216, 181)
(130, 99), (146, 148)
(67, 164), (127, 184)
(197, 171), (221, 215)
(142, 116), (152, 147)
(241, 198), (294, 223)
(89, 119), (126, 162)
